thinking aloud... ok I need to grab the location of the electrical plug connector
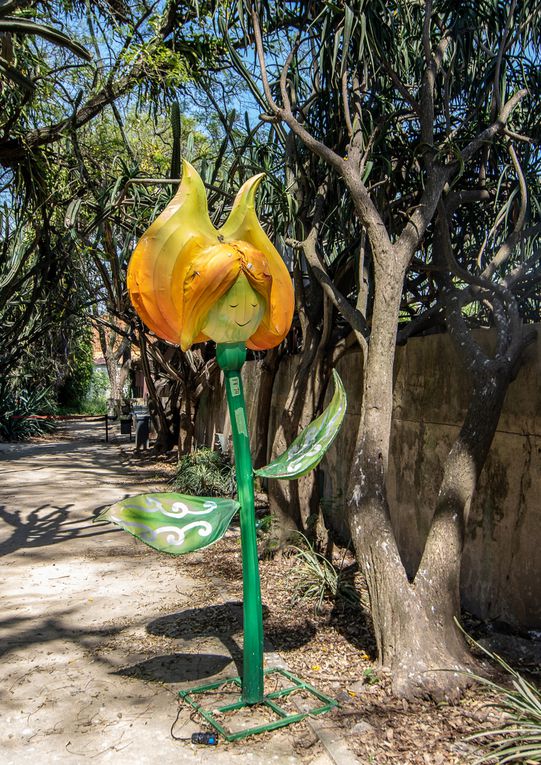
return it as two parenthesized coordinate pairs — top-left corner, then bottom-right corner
(191, 732), (218, 745)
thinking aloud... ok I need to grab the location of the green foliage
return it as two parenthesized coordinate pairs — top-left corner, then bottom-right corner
(0, 0), (228, 427)
(59, 369), (109, 415)
(255, 513), (273, 535)
(0, 13), (90, 90)
(57, 328), (93, 411)
(226, 0), (541, 333)
(122, 39), (188, 90)
(82, 369), (109, 415)
(0, 382), (56, 441)
(0, 213), (89, 386)
(466, 642), (541, 764)
(173, 448), (236, 498)
(362, 668), (380, 686)
(290, 535), (359, 613)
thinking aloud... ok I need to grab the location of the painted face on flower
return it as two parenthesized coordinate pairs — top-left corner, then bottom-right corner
(127, 161), (294, 351)
(202, 273), (265, 344)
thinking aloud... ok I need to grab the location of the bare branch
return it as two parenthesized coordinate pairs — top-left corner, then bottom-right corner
(278, 37), (299, 115)
(461, 89), (527, 163)
(422, 0), (433, 64)
(420, 2), (451, 148)
(503, 244), (541, 289)
(289, 229), (368, 338)
(503, 127), (539, 145)
(397, 88), (528, 260)
(480, 149), (535, 281)
(508, 142), (527, 233)
(342, 70), (353, 138)
(436, 200), (523, 367)
(395, 164), (451, 259)
(445, 188), (492, 216)
(249, 2), (390, 256)
(378, 54), (421, 116)
(249, 1), (280, 113)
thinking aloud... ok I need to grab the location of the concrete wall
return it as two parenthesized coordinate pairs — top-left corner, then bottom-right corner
(195, 327), (541, 630)
(388, 330), (540, 630)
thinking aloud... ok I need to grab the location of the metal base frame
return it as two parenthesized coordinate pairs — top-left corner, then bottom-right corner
(178, 667), (338, 741)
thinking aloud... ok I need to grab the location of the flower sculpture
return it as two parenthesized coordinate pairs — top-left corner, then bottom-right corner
(127, 160), (293, 351)
(98, 161), (347, 739)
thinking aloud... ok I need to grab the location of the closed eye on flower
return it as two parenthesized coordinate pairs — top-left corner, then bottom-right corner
(127, 160), (294, 351)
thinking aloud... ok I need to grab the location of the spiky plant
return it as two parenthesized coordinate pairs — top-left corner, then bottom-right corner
(172, 448), (236, 498)
(290, 535), (358, 613)
(466, 641), (541, 764)
(0, 383), (56, 441)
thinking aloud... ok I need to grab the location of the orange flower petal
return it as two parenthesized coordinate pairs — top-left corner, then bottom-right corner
(127, 161), (294, 350)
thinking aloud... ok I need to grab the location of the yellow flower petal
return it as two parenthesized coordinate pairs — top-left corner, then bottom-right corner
(127, 161), (294, 350)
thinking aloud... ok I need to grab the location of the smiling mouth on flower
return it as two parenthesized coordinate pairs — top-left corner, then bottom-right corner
(235, 320), (251, 326)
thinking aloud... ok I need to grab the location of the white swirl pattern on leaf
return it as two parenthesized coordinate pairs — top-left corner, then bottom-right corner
(156, 522), (213, 545)
(110, 516), (214, 547)
(145, 496), (165, 511)
(170, 500), (217, 518)
(123, 497), (219, 519)
(286, 443), (323, 473)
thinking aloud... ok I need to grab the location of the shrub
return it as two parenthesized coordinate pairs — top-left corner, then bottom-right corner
(57, 328), (93, 411)
(172, 448), (236, 497)
(0, 383), (57, 441)
(81, 369), (109, 414)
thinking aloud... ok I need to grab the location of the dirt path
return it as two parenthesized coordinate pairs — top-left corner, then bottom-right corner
(0, 421), (334, 765)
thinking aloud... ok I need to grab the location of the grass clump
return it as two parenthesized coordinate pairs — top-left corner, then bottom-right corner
(173, 447), (235, 498)
(290, 534), (358, 613)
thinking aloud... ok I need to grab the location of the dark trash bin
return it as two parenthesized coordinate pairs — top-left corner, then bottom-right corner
(120, 417), (132, 435)
(132, 406), (151, 449)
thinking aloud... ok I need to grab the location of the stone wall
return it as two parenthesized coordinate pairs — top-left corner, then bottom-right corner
(194, 327), (540, 630)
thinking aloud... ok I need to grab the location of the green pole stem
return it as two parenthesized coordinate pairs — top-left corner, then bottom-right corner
(216, 342), (264, 704)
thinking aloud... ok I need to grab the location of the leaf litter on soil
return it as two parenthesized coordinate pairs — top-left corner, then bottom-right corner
(90, 449), (533, 765)
(171, 529), (523, 765)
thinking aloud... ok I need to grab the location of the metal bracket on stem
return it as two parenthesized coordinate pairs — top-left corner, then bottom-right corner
(178, 668), (338, 742)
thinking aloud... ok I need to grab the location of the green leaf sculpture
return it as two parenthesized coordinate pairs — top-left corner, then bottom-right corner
(97, 493), (240, 555)
(255, 369), (347, 480)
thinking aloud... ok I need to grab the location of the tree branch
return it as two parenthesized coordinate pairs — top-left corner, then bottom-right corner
(249, 2), (391, 257)
(461, 89), (527, 163)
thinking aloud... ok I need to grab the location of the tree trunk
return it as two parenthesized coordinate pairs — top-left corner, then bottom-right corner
(252, 347), (281, 469)
(347, 262), (475, 698)
(266, 311), (333, 550)
(138, 331), (175, 450)
(177, 382), (195, 456)
(348, 252), (526, 697)
(267, 350), (327, 548)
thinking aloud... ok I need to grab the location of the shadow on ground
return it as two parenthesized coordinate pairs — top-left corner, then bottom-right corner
(132, 601), (319, 686)
(117, 653), (234, 683)
(0, 504), (116, 557)
(0, 610), (120, 662)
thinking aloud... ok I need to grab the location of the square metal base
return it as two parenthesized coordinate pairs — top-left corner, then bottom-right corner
(178, 667), (338, 741)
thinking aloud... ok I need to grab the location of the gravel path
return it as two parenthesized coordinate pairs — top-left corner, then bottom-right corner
(0, 421), (333, 765)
